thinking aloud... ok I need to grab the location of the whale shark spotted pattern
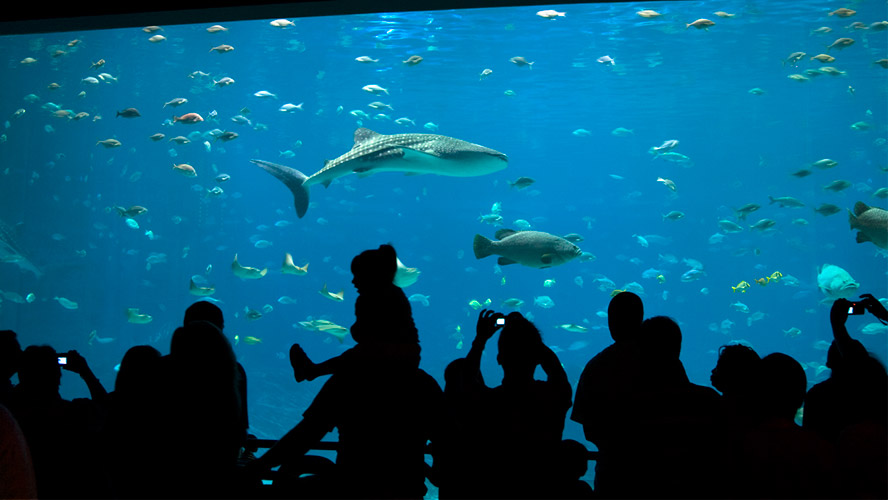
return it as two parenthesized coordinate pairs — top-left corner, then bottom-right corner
(252, 128), (508, 218)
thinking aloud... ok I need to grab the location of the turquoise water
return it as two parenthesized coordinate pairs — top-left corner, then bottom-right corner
(1, 0), (886, 465)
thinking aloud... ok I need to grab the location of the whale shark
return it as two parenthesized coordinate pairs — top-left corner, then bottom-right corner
(251, 128), (508, 218)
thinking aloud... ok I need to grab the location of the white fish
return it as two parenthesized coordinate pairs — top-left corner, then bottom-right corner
(253, 90), (278, 99)
(641, 268), (662, 279)
(860, 322), (888, 335)
(534, 295), (555, 308)
(54, 296), (78, 309)
(572, 128), (592, 137)
(730, 301), (749, 313)
(362, 84), (389, 95)
(596, 55), (615, 65)
(408, 293), (430, 307)
(816, 263), (860, 300)
(279, 103), (303, 112)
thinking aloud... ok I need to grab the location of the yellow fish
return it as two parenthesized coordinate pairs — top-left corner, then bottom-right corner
(319, 283), (344, 302)
(755, 277), (769, 286)
(282, 253), (309, 275)
(656, 274), (666, 284)
(610, 289), (625, 297)
(769, 271), (783, 282)
(231, 253), (267, 280)
(732, 281), (751, 293)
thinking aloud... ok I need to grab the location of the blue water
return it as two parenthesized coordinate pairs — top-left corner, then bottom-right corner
(1, 0), (886, 473)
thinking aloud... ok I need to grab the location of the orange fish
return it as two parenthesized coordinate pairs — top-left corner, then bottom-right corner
(173, 112), (204, 124)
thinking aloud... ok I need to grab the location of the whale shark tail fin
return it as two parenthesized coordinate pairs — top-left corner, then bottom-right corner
(251, 160), (310, 218)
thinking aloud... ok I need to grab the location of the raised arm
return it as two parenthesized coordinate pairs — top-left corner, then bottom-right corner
(830, 298), (868, 361)
(467, 309), (504, 372)
(537, 343), (572, 403)
(62, 350), (107, 401)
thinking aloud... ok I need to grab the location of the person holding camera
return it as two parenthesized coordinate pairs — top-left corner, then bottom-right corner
(804, 294), (888, 498)
(439, 309), (572, 499)
(8, 345), (109, 498)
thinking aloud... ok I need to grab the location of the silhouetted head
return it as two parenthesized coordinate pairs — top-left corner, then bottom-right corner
(825, 341), (841, 371)
(115, 345), (162, 394)
(351, 245), (418, 345)
(559, 439), (589, 480)
(711, 344), (761, 396)
(759, 352), (806, 421)
(497, 312), (543, 373)
(0, 329), (22, 381)
(607, 291), (643, 343)
(171, 321), (235, 366)
(184, 301), (225, 330)
(640, 315), (682, 361)
(17, 345), (61, 394)
(351, 243), (398, 292)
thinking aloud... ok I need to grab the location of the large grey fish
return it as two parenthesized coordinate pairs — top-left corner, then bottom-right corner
(0, 218), (41, 277)
(252, 128), (507, 218)
(849, 201), (888, 249)
(474, 229), (582, 269)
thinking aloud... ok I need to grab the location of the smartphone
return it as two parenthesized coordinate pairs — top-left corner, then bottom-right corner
(848, 302), (865, 315)
(57, 356), (67, 365)
(496, 317), (506, 326)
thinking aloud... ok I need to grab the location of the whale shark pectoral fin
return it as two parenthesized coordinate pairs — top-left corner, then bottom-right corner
(251, 159), (311, 218)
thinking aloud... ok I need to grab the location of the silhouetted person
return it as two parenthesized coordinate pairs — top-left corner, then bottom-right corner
(102, 345), (163, 499)
(570, 291), (643, 496)
(250, 244), (441, 499)
(183, 301), (251, 456)
(289, 244), (419, 383)
(711, 343), (762, 430)
(0, 329), (23, 408)
(440, 309), (572, 499)
(623, 315), (721, 498)
(741, 352), (836, 498)
(0, 402), (38, 499)
(157, 321), (244, 499)
(804, 295), (887, 498)
(8, 346), (109, 498)
(552, 439), (595, 499)
(709, 343), (762, 496)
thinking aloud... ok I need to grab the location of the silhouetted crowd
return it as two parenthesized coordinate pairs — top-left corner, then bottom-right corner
(1, 244), (886, 499)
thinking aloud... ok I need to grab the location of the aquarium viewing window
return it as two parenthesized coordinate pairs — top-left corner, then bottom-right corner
(1, 0), (886, 491)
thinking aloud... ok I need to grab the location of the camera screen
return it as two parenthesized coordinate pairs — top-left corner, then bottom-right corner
(496, 318), (505, 325)
(57, 357), (67, 365)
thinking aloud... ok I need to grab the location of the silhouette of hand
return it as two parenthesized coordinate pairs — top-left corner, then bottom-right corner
(859, 293), (888, 323)
(61, 350), (88, 375)
(476, 309), (504, 343)
(830, 298), (851, 328)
